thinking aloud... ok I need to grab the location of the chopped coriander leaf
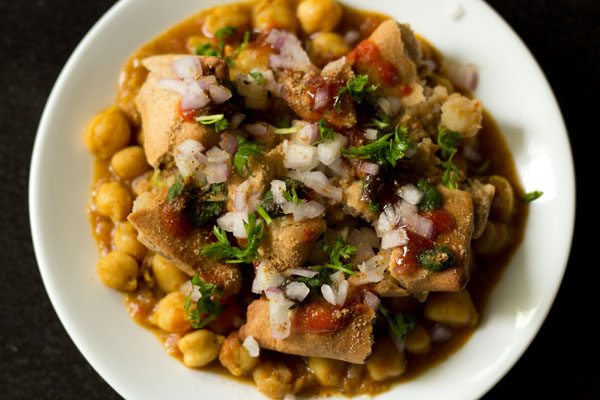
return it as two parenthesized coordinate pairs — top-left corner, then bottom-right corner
(190, 200), (225, 227)
(166, 175), (186, 202)
(309, 236), (357, 276)
(201, 212), (265, 264)
(273, 126), (299, 135)
(379, 303), (416, 341)
(256, 205), (272, 225)
(342, 124), (411, 167)
(184, 275), (223, 329)
(296, 268), (333, 289)
(249, 71), (265, 85)
(417, 179), (442, 211)
(282, 178), (305, 204)
(215, 26), (236, 56)
(197, 114), (229, 132)
(417, 245), (455, 272)
(334, 74), (378, 107)
(195, 43), (219, 57)
(367, 117), (391, 130)
(368, 202), (380, 212)
(316, 119), (335, 144)
(260, 190), (284, 218)
(523, 191), (543, 203)
(225, 30), (251, 66)
(437, 126), (461, 189)
(233, 137), (261, 177)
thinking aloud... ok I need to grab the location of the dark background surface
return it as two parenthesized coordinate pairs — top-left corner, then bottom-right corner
(0, 0), (596, 399)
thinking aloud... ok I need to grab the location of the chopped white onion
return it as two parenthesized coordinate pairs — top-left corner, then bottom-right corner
(242, 336), (260, 358)
(252, 260), (284, 294)
(235, 75), (270, 110)
(229, 113), (246, 129)
(174, 153), (201, 178)
(196, 75), (218, 90)
(347, 229), (376, 264)
(178, 139), (205, 157)
(283, 140), (320, 171)
(181, 81), (210, 111)
(377, 97), (391, 116)
(317, 133), (347, 166)
(265, 287), (294, 339)
(286, 268), (318, 278)
(243, 123), (269, 138)
(281, 200), (325, 221)
(270, 180), (287, 205)
(327, 158), (351, 178)
(217, 211), (248, 238)
(206, 147), (231, 163)
(381, 227), (408, 249)
(290, 170), (342, 201)
(156, 78), (188, 96)
(179, 281), (201, 302)
(234, 180), (250, 211)
(335, 280), (348, 306)
(208, 84), (232, 104)
(219, 132), (238, 154)
(398, 184), (423, 205)
(363, 291), (380, 310)
(266, 29), (311, 70)
(285, 282), (310, 302)
(379, 96), (402, 116)
(205, 162), (229, 184)
(396, 200), (435, 239)
(321, 284), (337, 306)
(172, 56), (202, 79)
(364, 128), (378, 141)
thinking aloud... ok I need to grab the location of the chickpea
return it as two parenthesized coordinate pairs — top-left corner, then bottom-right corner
(309, 33), (350, 67)
(234, 48), (270, 74)
(405, 324), (431, 354)
(366, 337), (406, 381)
(113, 221), (146, 260)
(219, 333), (260, 376)
(252, 0), (298, 33)
(308, 357), (346, 387)
(96, 251), (138, 292)
(110, 146), (150, 180)
(84, 106), (131, 159)
(473, 221), (509, 256)
(151, 292), (192, 333)
(297, 0), (342, 35)
(178, 329), (225, 368)
(203, 4), (251, 37)
(95, 181), (132, 222)
(252, 361), (296, 400)
(488, 175), (515, 222)
(424, 290), (479, 328)
(151, 254), (188, 294)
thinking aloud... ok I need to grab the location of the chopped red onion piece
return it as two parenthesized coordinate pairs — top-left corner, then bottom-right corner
(290, 170), (342, 201)
(285, 282), (310, 302)
(363, 291), (380, 310)
(321, 284), (337, 306)
(156, 78), (188, 96)
(177, 139), (205, 157)
(281, 200), (325, 221)
(206, 147), (231, 163)
(317, 133), (347, 166)
(335, 280), (348, 306)
(360, 161), (380, 176)
(377, 97), (391, 116)
(181, 81), (210, 111)
(242, 335), (260, 357)
(208, 84), (232, 104)
(172, 56), (202, 79)
(313, 87), (330, 111)
(270, 180), (287, 204)
(179, 281), (201, 302)
(243, 123), (268, 138)
(431, 324), (453, 342)
(398, 184), (423, 205)
(286, 268), (318, 278)
(443, 60), (479, 91)
(390, 331), (406, 353)
(266, 30), (311, 70)
(219, 132), (238, 154)
(229, 113), (246, 129)
(265, 287), (294, 339)
(196, 75), (217, 90)
(344, 30), (360, 44)
(234, 180), (250, 211)
(205, 162), (229, 184)
(293, 121), (320, 145)
(364, 128), (378, 141)
(327, 158), (351, 178)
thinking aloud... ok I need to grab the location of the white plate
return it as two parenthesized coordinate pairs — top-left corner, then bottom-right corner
(29, 0), (575, 399)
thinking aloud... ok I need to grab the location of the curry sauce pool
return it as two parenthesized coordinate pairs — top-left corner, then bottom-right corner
(85, 1), (529, 398)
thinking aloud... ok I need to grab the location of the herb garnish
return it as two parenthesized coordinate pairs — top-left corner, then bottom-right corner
(379, 303), (416, 341)
(282, 179), (305, 204)
(342, 124), (411, 167)
(165, 178), (227, 227)
(316, 119), (335, 144)
(233, 137), (261, 177)
(309, 236), (357, 276)
(249, 71), (265, 85)
(273, 126), (299, 135)
(201, 212), (265, 264)
(256, 205), (272, 225)
(215, 26), (236, 56)
(523, 191), (543, 203)
(334, 74), (378, 107)
(417, 179), (442, 211)
(417, 245), (455, 272)
(195, 43), (220, 57)
(437, 126), (461, 189)
(197, 114), (229, 132)
(184, 275), (223, 329)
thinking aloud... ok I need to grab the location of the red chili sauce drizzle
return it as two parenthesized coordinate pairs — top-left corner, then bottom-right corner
(347, 40), (398, 86)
